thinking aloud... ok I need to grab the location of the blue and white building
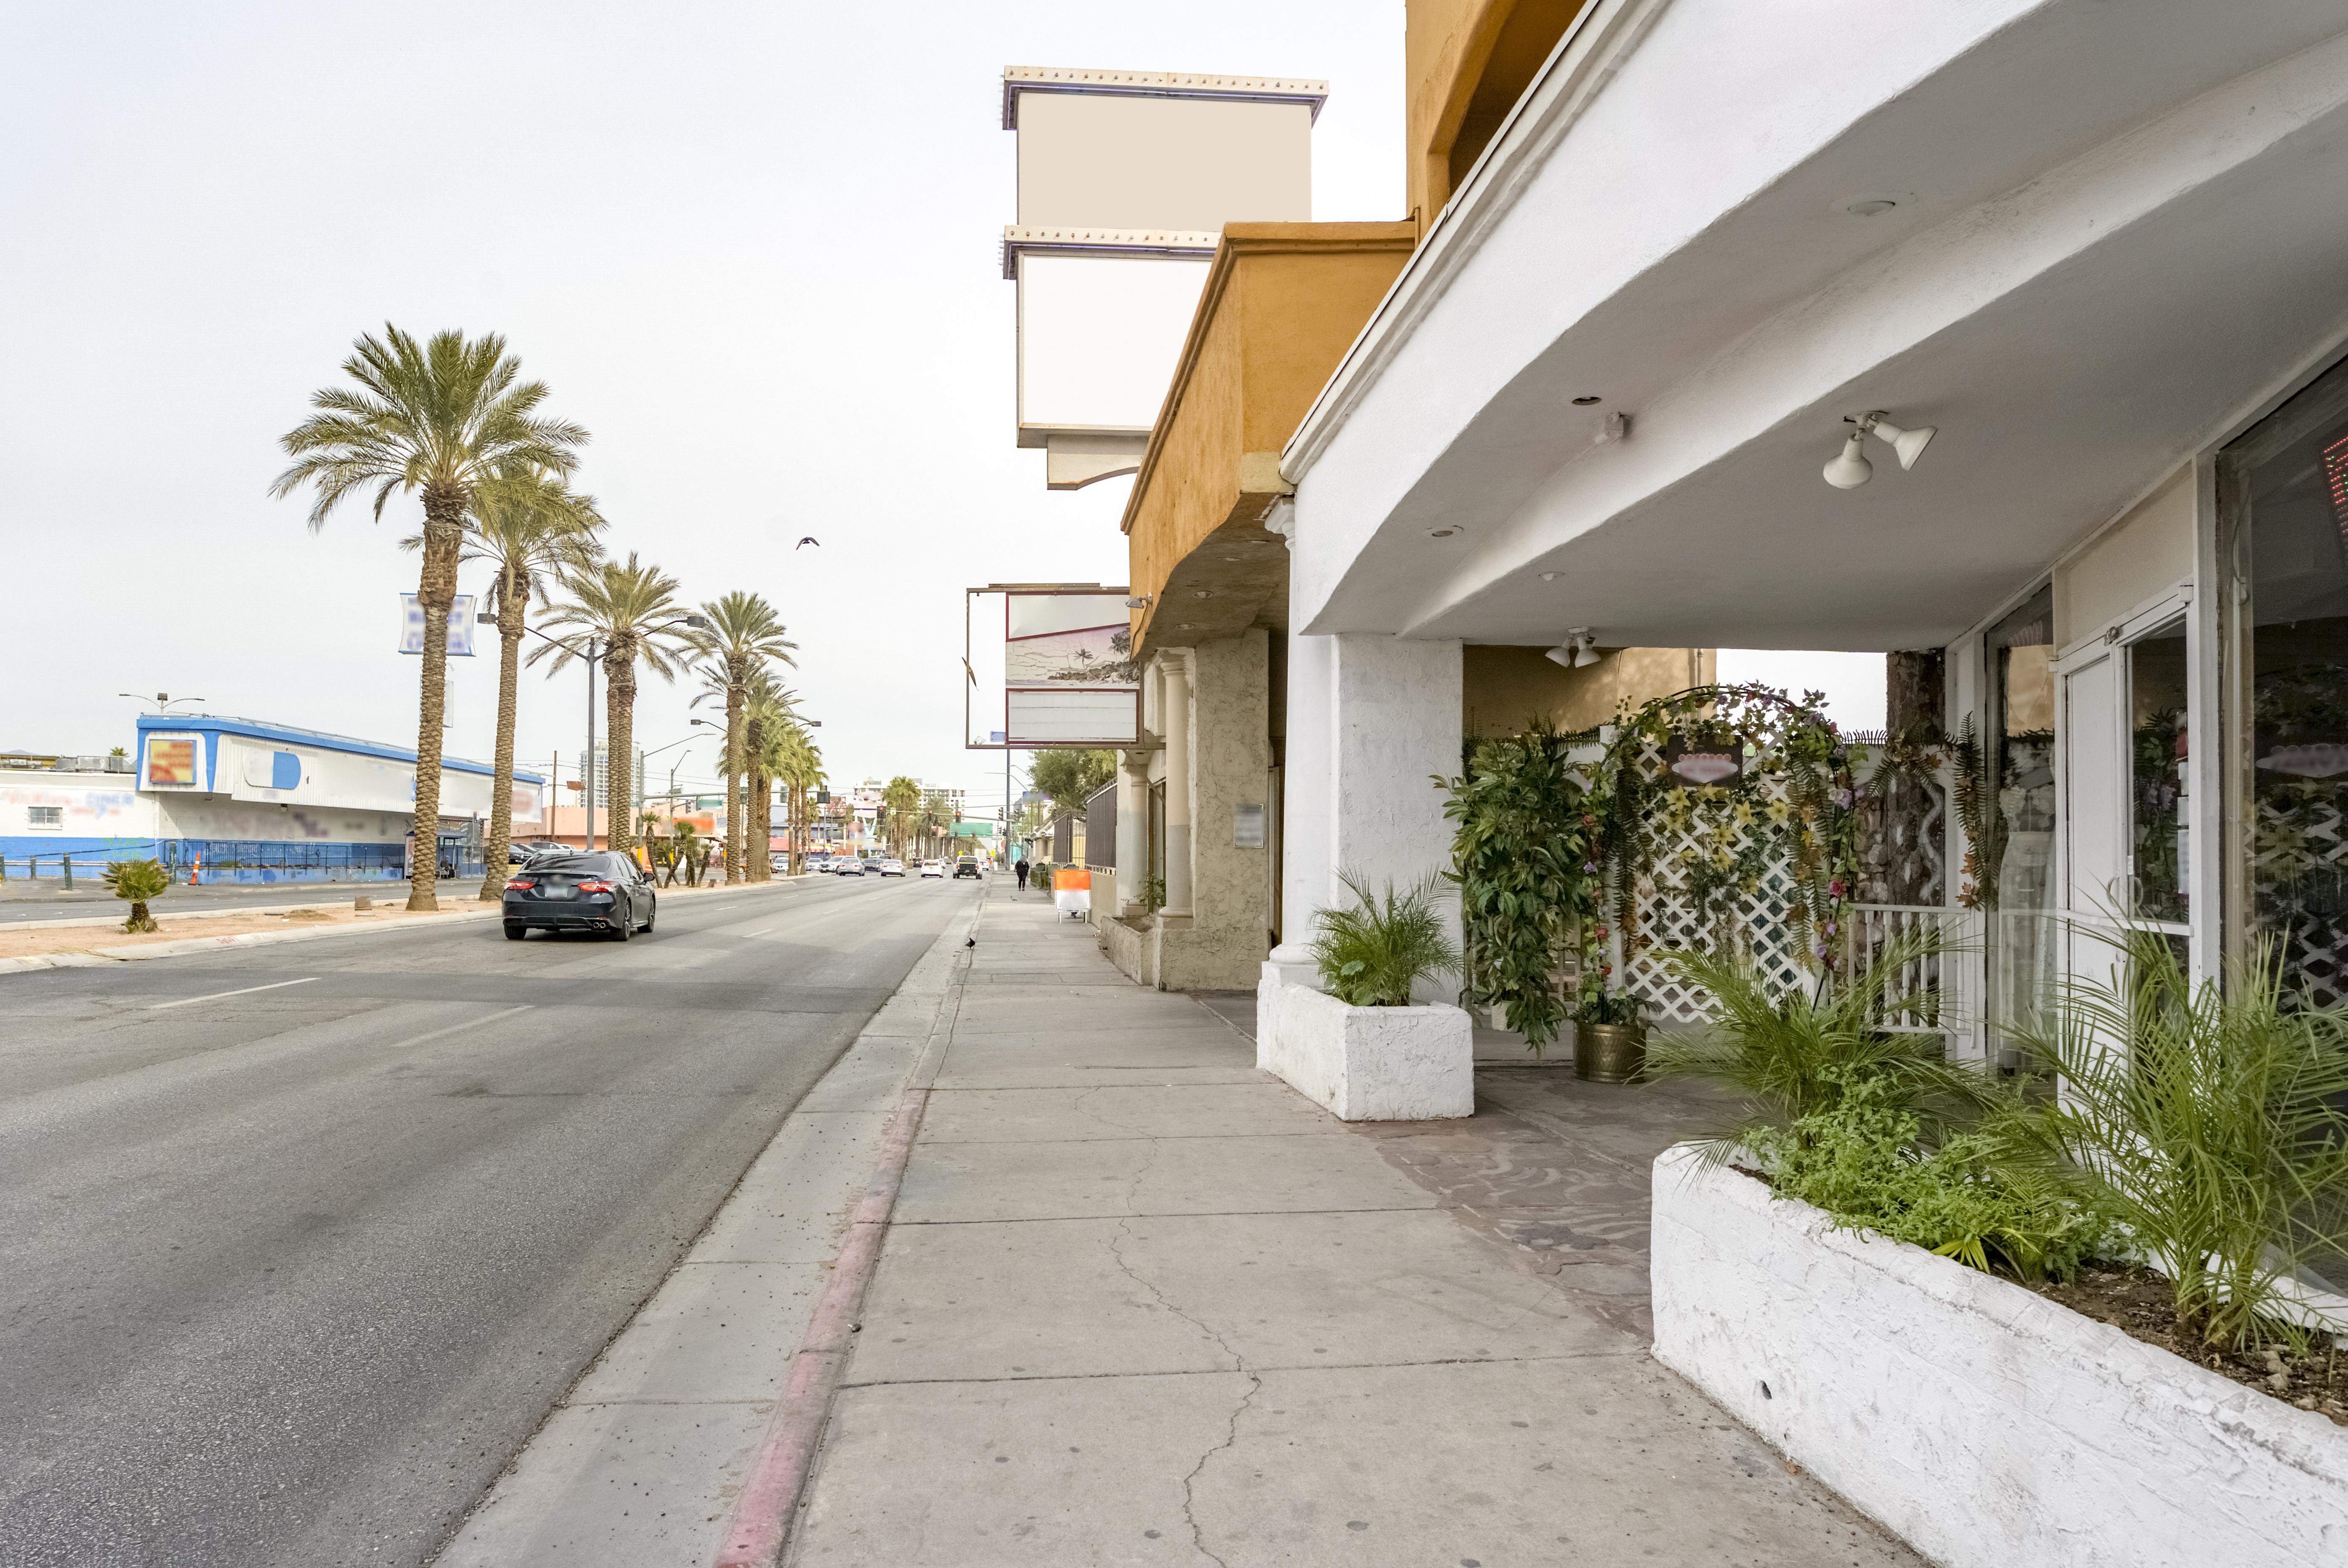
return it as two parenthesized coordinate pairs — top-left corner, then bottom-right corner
(0, 714), (545, 883)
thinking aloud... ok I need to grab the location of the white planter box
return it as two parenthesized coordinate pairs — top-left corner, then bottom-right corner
(1254, 978), (1473, 1121)
(1650, 1146), (2348, 1568)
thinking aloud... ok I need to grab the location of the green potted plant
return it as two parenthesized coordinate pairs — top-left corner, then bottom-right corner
(1571, 974), (1647, 1082)
(1259, 871), (1473, 1121)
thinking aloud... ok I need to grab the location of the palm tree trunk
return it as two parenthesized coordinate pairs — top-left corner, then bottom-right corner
(607, 650), (636, 857)
(745, 714), (768, 883)
(409, 494), (463, 911)
(723, 671), (744, 885)
(476, 589), (526, 901)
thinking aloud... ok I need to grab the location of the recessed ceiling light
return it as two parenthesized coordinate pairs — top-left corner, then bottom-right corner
(1571, 395), (1602, 406)
(1193, 589), (1213, 599)
(1841, 196), (1901, 218)
(1539, 572), (1559, 582)
(1429, 526), (1460, 539)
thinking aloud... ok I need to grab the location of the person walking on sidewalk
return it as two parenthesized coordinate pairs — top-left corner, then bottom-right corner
(1014, 860), (1028, 891)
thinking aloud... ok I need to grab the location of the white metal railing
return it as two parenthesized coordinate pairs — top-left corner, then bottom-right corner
(1846, 904), (1981, 1035)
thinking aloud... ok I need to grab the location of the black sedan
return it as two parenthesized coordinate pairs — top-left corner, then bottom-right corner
(502, 852), (657, 940)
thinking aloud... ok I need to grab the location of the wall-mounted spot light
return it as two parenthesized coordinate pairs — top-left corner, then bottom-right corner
(1545, 628), (1601, 669)
(1571, 395), (1603, 406)
(1822, 410), (1936, 489)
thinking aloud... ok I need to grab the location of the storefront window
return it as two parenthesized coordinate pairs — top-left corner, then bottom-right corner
(2128, 619), (2189, 925)
(2223, 352), (2348, 1009)
(1986, 586), (2056, 1068)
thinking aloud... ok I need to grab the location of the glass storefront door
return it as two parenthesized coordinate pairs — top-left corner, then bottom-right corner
(2221, 351), (2348, 1008)
(1985, 587), (2056, 1073)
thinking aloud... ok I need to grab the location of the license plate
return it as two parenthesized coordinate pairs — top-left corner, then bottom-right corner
(545, 886), (575, 899)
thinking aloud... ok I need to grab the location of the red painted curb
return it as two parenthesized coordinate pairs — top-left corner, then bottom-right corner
(712, 907), (975, 1567)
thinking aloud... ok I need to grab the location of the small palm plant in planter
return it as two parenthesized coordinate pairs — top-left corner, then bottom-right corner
(1647, 927), (1996, 1149)
(1309, 871), (1461, 1005)
(2003, 929), (2348, 1351)
(103, 857), (171, 934)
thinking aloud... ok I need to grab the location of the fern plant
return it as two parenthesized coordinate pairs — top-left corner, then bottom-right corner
(1761, 1070), (2108, 1282)
(1310, 871), (1461, 1007)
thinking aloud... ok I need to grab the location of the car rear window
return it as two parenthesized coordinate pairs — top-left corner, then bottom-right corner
(531, 855), (615, 875)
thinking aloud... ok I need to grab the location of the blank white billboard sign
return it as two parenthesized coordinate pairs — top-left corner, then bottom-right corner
(1017, 254), (1211, 433)
(1000, 589), (1139, 747)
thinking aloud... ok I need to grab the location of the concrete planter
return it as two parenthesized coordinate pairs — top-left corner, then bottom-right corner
(1255, 980), (1473, 1121)
(1650, 1146), (2348, 1568)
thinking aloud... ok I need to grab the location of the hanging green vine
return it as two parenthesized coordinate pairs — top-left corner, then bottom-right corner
(1440, 722), (1594, 1052)
(1586, 684), (1864, 978)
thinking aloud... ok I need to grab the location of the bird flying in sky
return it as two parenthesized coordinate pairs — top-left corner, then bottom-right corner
(796, 536), (820, 549)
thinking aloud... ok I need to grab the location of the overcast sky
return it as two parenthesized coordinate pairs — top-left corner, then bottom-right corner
(4, 3), (1881, 811)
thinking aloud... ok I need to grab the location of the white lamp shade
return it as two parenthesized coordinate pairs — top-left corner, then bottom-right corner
(1822, 433), (1873, 488)
(1872, 418), (1935, 470)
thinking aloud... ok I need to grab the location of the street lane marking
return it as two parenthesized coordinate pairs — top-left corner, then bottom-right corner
(744, 928), (774, 937)
(387, 1005), (534, 1051)
(148, 977), (319, 1010)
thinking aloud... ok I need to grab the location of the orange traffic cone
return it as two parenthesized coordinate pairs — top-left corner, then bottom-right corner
(188, 854), (202, 886)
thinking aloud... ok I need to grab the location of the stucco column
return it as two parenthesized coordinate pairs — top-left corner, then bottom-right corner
(1161, 653), (1193, 918)
(1268, 624), (1331, 981)
(1329, 633), (1463, 999)
(1116, 746), (1150, 916)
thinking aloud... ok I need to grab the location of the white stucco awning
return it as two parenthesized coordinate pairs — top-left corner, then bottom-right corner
(1287, 0), (2348, 651)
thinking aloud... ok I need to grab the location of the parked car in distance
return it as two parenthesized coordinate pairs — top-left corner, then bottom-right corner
(834, 858), (865, 876)
(502, 852), (656, 941)
(805, 855), (831, 873)
(879, 859), (906, 877)
(770, 852), (789, 873)
(954, 856), (981, 879)
(919, 859), (944, 878)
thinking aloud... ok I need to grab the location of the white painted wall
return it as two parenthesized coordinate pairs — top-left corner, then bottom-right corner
(1652, 1147), (2348, 1568)
(2054, 465), (2196, 648)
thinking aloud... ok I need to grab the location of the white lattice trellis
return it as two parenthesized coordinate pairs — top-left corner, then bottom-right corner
(1612, 743), (1949, 1027)
(2257, 784), (2348, 1011)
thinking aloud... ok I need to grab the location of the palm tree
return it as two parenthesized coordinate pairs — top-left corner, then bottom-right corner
(691, 593), (798, 884)
(882, 776), (923, 860)
(775, 724), (825, 875)
(534, 554), (700, 857)
(429, 472), (603, 899)
(741, 669), (799, 883)
(274, 325), (587, 911)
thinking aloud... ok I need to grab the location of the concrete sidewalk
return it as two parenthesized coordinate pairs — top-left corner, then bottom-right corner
(786, 896), (1919, 1566)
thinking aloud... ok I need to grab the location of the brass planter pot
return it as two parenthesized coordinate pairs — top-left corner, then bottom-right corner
(1575, 1022), (1647, 1084)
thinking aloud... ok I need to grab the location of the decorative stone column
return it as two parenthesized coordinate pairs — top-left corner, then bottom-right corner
(1266, 623), (1330, 990)
(1116, 747), (1150, 916)
(1161, 654), (1193, 917)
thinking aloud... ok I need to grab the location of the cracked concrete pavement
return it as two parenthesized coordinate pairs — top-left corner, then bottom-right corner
(784, 896), (1924, 1566)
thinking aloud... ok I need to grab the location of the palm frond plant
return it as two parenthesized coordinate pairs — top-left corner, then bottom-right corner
(438, 470), (603, 899)
(2000, 930), (2348, 1350)
(534, 554), (699, 856)
(1309, 871), (1463, 1008)
(103, 858), (170, 933)
(273, 325), (587, 911)
(689, 592), (797, 883)
(1645, 924), (1995, 1157)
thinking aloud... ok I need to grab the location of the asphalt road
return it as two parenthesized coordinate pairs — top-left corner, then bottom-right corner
(0, 871), (980, 1567)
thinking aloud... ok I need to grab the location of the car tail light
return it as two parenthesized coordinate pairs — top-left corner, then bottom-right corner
(576, 879), (615, 893)
(505, 878), (535, 890)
